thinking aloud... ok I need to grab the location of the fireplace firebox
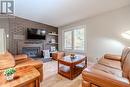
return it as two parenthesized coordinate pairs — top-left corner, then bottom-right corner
(22, 47), (41, 58)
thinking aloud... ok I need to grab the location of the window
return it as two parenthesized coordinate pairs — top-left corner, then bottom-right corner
(121, 31), (130, 39)
(64, 30), (72, 49)
(63, 26), (85, 52)
(74, 28), (85, 50)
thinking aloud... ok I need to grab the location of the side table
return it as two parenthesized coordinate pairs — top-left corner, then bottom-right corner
(58, 55), (87, 80)
(0, 66), (40, 87)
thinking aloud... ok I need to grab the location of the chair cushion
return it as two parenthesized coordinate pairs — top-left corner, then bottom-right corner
(104, 54), (121, 61)
(93, 64), (122, 77)
(15, 58), (43, 69)
(98, 58), (121, 70)
(14, 54), (28, 61)
(0, 52), (15, 70)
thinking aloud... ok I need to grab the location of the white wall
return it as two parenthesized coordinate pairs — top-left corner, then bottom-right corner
(58, 6), (130, 63)
(0, 29), (6, 53)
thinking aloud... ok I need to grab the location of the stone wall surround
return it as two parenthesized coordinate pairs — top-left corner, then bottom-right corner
(6, 16), (58, 55)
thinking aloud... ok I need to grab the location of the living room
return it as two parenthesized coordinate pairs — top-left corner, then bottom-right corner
(0, 0), (130, 87)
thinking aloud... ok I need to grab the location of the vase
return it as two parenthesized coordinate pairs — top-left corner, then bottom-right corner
(5, 74), (14, 81)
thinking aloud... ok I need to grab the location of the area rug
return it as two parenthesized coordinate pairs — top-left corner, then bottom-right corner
(41, 61), (82, 87)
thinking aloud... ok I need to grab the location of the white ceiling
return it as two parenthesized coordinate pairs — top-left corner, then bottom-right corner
(15, 0), (130, 27)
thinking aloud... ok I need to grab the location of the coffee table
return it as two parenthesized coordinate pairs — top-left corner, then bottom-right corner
(58, 55), (87, 80)
(0, 66), (40, 87)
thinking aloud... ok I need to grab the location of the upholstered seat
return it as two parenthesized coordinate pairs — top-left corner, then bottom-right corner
(98, 58), (121, 70)
(15, 58), (43, 68)
(93, 64), (122, 77)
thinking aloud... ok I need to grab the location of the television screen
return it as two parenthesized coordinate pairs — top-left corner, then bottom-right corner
(27, 28), (46, 40)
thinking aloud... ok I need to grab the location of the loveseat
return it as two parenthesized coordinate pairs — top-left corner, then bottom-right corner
(82, 47), (130, 87)
(0, 52), (43, 81)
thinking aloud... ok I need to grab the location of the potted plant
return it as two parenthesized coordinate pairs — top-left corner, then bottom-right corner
(4, 68), (16, 81)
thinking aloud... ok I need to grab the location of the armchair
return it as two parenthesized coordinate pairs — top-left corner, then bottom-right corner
(0, 52), (43, 81)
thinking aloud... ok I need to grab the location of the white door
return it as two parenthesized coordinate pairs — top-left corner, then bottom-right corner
(0, 29), (6, 53)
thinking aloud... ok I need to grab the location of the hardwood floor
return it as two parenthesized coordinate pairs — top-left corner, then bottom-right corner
(34, 59), (93, 87)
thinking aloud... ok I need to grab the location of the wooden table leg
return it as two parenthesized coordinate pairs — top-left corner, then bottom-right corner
(85, 57), (87, 67)
(36, 77), (40, 87)
(58, 60), (59, 73)
(70, 64), (75, 80)
(70, 66), (73, 80)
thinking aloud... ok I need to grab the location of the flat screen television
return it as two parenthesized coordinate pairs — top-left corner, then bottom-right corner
(27, 28), (46, 40)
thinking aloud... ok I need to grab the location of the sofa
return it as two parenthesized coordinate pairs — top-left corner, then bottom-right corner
(0, 52), (43, 81)
(82, 47), (130, 87)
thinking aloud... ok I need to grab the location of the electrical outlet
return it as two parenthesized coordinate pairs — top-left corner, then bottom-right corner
(96, 58), (99, 61)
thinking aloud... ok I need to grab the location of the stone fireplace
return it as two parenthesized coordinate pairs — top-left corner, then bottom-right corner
(18, 41), (43, 58)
